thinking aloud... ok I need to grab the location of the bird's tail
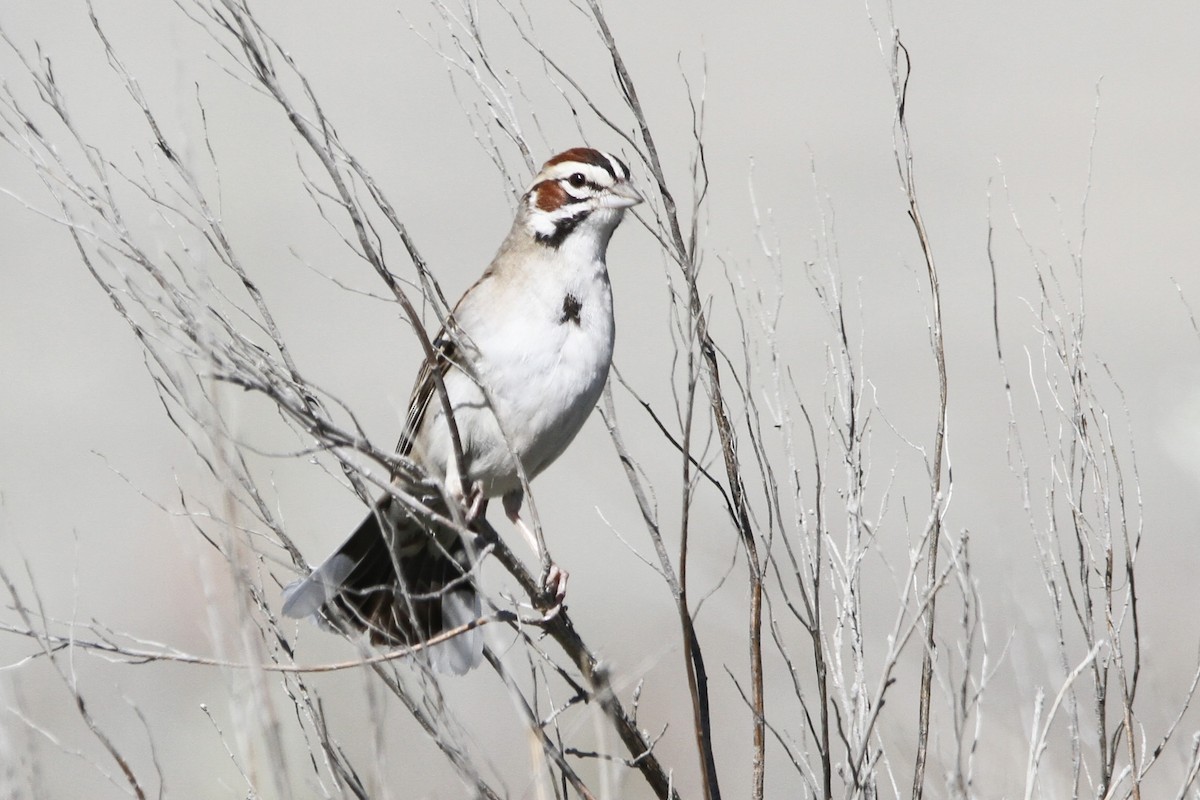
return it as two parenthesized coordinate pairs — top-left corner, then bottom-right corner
(281, 495), (483, 675)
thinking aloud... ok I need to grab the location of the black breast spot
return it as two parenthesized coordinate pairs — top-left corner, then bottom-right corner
(560, 294), (582, 326)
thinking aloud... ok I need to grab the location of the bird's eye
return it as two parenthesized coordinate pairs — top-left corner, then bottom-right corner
(567, 172), (587, 188)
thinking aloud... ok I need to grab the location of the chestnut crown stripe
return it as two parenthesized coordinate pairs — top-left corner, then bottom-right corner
(544, 147), (630, 182)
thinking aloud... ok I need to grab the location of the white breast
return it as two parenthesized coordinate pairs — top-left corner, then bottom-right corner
(412, 252), (615, 497)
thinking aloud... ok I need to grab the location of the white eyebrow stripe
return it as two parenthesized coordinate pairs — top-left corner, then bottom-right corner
(601, 151), (629, 181)
(539, 162), (615, 187)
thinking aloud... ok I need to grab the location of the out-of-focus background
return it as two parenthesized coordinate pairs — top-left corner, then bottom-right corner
(2, 1), (1199, 797)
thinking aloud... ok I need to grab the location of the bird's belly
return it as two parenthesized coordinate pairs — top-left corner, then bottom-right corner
(416, 315), (613, 497)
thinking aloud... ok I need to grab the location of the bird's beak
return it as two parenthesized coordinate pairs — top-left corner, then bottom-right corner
(602, 180), (644, 209)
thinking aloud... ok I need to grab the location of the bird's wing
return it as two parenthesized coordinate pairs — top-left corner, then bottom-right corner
(394, 331), (459, 462)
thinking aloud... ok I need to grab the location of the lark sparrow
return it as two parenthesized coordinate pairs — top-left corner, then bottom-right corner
(282, 148), (642, 673)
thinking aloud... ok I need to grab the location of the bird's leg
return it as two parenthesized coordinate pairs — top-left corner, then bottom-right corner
(463, 487), (486, 523)
(445, 465), (486, 523)
(502, 490), (540, 553)
(502, 490), (567, 616)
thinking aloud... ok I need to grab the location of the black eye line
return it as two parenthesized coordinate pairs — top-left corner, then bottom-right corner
(560, 175), (604, 195)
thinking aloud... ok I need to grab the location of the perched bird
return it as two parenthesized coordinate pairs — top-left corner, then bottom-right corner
(282, 148), (642, 673)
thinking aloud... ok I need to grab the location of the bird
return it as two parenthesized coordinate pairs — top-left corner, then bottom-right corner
(282, 147), (642, 673)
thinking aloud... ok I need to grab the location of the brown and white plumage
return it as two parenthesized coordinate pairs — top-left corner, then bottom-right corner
(282, 148), (641, 673)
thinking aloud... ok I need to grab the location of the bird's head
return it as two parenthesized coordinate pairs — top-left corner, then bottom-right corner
(522, 147), (643, 249)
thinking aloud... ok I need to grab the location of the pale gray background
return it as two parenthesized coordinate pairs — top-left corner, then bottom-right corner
(2, 1), (1199, 797)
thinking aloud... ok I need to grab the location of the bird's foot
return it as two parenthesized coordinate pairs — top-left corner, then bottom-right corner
(446, 467), (486, 525)
(463, 484), (486, 523)
(538, 564), (568, 622)
(449, 480), (486, 525)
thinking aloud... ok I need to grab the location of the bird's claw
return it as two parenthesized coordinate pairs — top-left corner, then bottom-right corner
(451, 481), (486, 524)
(464, 486), (486, 523)
(538, 564), (568, 622)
